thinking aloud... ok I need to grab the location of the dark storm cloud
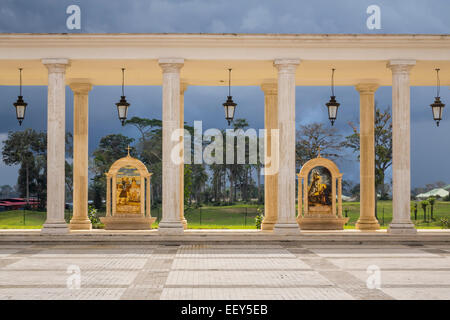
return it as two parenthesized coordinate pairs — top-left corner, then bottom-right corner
(1, 0), (450, 34)
(0, 0), (449, 187)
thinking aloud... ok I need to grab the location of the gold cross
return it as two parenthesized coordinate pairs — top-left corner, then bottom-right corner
(126, 145), (131, 156)
(317, 146), (321, 158)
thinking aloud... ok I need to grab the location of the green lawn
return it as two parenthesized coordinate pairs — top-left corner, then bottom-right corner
(0, 201), (449, 229)
(0, 210), (46, 229)
(341, 200), (450, 229)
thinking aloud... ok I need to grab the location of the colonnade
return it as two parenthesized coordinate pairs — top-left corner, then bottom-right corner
(40, 58), (417, 235)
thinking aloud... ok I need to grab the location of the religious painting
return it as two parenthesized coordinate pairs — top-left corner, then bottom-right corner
(307, 166), (332, 207)
(116, 165), (141, 214)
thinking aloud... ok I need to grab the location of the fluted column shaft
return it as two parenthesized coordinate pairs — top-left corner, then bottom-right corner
(355, 81), (380, 231)
(158, 58), (185, 234)
(273, 59), (301, 234)
(70, 82), (92, 230)
(387, 60), (417, 234)
(261, 80), (278, 230)
(180, 82), (188, 229)
(41, 58), (70, 234)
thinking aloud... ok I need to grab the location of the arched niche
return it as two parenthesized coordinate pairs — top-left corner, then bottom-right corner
(101, 152), (155, 229)
(297, 155), (348, 230)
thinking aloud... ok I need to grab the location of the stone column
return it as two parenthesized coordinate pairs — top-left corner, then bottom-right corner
(337, 176), (343, 218)
(41, 58), (70, 234)
(387, 60), (417, 234)
(273, 59), (301, 235)
(106, 176), (111, 217)
(355, 81), (380, 231)
(158, 58), (185, 234)
(69, 82), (92, 230)
(261, 80), (278, 230)
(180, 82), (188, 229)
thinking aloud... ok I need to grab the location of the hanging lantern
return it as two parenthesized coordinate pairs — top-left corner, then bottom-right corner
(13, 68), (27, 126)
(325, 68), (340, 126)
(430, 68), (445, 127)
(222, 68), (237, 125)
(115, 68), (130, 126)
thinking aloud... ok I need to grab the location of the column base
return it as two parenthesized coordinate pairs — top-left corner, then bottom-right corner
(158, 220), (184, 234)
(273, 222), (301, 235)
(41, 222), (69, 234)
(69, 218), (92, 230)
(356, 218), (380, 231)
(181, 219), (188, 230)
(388, 222), (417, 234)
(261, 219), (276, 231)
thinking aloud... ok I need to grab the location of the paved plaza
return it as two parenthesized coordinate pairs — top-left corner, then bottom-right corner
(0, 242), (449, 300)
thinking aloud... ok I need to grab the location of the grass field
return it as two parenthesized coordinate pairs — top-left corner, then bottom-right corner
(0, 201), (449, 229)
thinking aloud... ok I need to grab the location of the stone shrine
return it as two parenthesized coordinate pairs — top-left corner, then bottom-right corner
(100, 147), (156, 230)
(296, 152), (348, 230)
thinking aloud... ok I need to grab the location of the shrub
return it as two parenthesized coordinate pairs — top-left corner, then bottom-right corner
(88, 205), (100, 225)
(440, 217), (449, 229)
(255, 208), (264, 229)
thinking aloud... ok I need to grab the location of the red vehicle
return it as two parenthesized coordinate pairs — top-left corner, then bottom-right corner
(0, 198), (39, 211)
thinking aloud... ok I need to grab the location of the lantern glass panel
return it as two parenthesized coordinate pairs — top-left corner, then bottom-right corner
(15, 104), (26, 120)
(328, 105), (338, 120)
(432, 105), (442, 120)
(117, 104), (128, 120)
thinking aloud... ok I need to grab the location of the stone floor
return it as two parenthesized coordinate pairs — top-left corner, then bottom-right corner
(0, 242), (449, 300)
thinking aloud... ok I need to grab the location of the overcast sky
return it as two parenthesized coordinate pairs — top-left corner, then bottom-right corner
(0, 0), (449, 189)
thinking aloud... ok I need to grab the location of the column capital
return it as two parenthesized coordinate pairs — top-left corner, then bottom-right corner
(261, 79), (277, 95)
(387, 59), (416, 74)
(159, 58), (184, 73)
(355, 80), (380, 94)
(42, 58), (70, 73)
(273, 59), (300, 73)
(69, 82), (92, 94)
(180, 80), (189, 94)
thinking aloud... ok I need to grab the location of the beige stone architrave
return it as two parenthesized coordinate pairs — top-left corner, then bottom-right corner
(101, 153), (155, 229)
(297, 156), (348, 230)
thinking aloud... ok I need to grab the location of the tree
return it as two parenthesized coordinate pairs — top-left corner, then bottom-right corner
(420, 200), (429, 221)
(65, 132), (73, 202)
(2, 129), (47, 206)
(91, 134), (135, 208)
(296, 123), (343, 170)
(428, 197), (436, 220)
(350, 184), (360, 200)
(0, 185), (15, 198)
(190, 164), (208, 204)
(344, 107), (392, 200)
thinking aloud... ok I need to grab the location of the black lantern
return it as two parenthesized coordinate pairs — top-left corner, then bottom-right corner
(430, 68), (445, 127)
(222, 68), (237, 125)
(115, 68), (130, 126)
(325, 68), (340, 126)
(13, 68), (27, 126)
